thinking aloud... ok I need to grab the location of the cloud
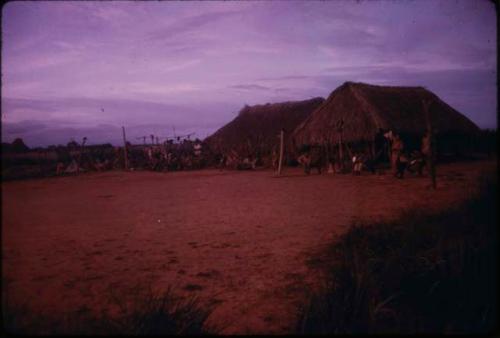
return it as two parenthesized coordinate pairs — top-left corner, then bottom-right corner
(274, 87), (292, 92)
(229, 84), (271, 91)
(92, 6), (131, 22)
(257, 75), (312, 81)
(1, 120), (47, 134)
(147, 10), (242, 42)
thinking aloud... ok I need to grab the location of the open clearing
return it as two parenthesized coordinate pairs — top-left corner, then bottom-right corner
(2, 160), (496, 334)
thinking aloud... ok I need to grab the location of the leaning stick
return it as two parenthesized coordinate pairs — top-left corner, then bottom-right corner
(278, 129), (285, 176)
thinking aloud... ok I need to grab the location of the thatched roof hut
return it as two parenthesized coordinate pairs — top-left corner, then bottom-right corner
(205, 97), (324, 156)
(292, 82), (480, 146)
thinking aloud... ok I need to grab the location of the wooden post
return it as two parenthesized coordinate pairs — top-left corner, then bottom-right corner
(122, 126), (129, 170)
(423, 101), (437, 189)
(277, 129), (285, 176)
(428, 131), (437, 190)
(338, 132), (343, 164)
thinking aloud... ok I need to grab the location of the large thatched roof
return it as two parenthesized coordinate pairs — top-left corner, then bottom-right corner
(205, 97), (324, 154)
(292, 82), (480, 145)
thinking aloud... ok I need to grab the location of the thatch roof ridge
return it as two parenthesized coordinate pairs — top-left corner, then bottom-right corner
(238, 97), (324, 116)
(291, 81), (480, 145)
(344, 81), (427, 91)
(292, 84), (348, 136)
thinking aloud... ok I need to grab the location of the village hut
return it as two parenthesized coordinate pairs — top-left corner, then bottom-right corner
(292, 82), (480, 159)
(205, 97), (324, 166)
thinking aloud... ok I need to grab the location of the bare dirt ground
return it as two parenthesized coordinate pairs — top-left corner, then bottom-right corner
(2, 160), (497, 334)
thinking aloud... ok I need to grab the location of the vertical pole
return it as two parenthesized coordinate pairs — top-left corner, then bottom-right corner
(122, 126), (129, 170)
(338, 133), (342, 161)
(324, 136), (329, 166)
(338, 132), (343, 171)
(327, 132), (334, 174)
(428, 138), (437, 189)
(423, 101), (437, 189)
(278, 129), (284, 176)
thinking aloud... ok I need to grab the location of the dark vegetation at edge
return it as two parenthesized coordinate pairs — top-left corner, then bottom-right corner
(298, 174), (498, 334)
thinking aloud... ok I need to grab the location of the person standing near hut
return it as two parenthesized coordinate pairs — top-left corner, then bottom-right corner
(352, 152), (363, 175)
(390, 132), (404, 175)
(271, 147), (278, 170)
(56, 162), (65, 175)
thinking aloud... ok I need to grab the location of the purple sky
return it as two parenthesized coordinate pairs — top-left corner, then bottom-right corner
(1, 0), (497, 147)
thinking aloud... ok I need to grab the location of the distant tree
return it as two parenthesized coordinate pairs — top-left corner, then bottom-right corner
(93, 143), (113, 149)
(56, 147), (71, 163)
(11, 138), (30, 152)
(1, 142), (13, 153)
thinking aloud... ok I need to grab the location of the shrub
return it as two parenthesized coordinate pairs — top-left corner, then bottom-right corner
(298, 174), (498, 334)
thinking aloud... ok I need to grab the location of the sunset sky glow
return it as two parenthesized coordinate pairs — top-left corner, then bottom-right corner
(1, 0), (497, 147)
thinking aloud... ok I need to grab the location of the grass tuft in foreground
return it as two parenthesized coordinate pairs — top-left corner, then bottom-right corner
(3, 283), (216, 335)
(299, 174), (498, 334)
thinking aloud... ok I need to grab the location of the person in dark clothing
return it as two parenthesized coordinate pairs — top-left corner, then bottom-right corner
(363, 154), (377, 174)
(395, 151), (409, 179)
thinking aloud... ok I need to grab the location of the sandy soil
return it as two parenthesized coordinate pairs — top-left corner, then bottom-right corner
(2, 160), (496, 334)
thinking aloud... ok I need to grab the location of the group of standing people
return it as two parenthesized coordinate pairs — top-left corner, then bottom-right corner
(139, 140), (205, 171)
(385, 129), (435, 179)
